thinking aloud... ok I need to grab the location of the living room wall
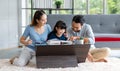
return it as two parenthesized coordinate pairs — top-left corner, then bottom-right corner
(0, 0), (18, 49)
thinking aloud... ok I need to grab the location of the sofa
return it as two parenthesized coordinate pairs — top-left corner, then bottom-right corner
(47, 15), (120, 48)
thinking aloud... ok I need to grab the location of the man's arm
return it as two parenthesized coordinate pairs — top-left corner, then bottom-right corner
(85, 24), (95, 44)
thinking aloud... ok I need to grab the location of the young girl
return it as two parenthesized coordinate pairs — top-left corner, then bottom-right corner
(47, 20), (67, 41)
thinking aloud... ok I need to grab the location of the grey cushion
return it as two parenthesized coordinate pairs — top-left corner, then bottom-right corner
(95, 33), (120, 37)
(84, 15), (120, 33)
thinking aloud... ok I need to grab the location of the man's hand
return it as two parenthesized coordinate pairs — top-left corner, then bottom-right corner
(69, 36), (89, 44)
(69, 36), (80, 41)
(84, 38), (89, 44)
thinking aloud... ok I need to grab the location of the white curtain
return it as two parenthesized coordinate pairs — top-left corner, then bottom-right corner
(33, 0), (52, 8)
(64, 0), (72, 8)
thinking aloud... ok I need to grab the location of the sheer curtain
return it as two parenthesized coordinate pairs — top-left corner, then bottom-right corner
(33, 0), (53, 8)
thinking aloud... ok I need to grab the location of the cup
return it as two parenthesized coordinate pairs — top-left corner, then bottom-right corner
(76, 39), (84, 44)
(79, 39), (84, 44)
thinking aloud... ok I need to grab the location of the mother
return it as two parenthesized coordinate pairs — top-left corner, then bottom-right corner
(10, 10), (51, 66)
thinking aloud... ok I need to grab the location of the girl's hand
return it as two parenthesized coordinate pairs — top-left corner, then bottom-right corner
(64, 32), (68, 38)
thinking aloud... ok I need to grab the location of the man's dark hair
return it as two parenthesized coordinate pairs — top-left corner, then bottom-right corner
(72, 15), (85, 25)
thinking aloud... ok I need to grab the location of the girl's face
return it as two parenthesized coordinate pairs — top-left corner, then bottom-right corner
(37, 14), (47, 26)
(56, 27), (65, 36)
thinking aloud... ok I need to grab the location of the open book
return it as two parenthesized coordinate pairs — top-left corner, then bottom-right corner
(47, 40), (73, 45)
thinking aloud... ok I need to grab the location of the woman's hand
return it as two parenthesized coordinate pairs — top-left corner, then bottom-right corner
(20, 36), (32, 46)
(26, 39), (32, 45)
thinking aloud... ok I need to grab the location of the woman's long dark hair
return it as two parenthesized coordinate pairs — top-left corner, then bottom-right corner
(30, 10), (46, 26)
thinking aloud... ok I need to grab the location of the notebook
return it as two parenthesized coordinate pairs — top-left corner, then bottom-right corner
(46, 40), (73, 45)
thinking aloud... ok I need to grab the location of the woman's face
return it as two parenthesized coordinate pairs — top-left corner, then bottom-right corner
(37, 14), (47, 26)
(56, 27), (65, 36)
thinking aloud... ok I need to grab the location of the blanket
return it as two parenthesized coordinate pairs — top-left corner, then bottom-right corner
(0, 57), (120, 71)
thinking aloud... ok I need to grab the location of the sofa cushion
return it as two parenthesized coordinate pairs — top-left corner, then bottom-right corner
(95, 33), (120, 41)
(84, 15), (120, 33)
(95, 33), (120, 37)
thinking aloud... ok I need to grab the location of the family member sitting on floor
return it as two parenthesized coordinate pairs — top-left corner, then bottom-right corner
(47, 20), (67, 41)
(9, 10), (51, 66)
(67, 15), (111, 62)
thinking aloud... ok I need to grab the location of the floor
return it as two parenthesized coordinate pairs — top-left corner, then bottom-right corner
(0, 47), (120, 59)
(0, 47), (22, 59)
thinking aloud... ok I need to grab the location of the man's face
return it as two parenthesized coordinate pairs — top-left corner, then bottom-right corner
(72, 21), (82, 32)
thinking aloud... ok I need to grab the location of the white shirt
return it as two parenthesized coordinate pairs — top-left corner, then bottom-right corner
(67, 23), (95, 48)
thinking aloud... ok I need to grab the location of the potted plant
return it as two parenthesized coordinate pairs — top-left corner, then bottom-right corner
(55, 0), (62, 9)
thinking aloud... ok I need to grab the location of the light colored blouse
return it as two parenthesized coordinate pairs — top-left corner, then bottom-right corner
(22, 24), (51, 50)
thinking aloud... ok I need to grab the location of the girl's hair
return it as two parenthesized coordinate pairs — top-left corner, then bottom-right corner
(30, 10), (46, 26)
(53, 20), (67, 33)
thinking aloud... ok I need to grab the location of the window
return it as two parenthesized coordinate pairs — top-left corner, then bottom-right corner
(74, 0), (87, 14)
(20, 0), (120, 36)
(89, 0), (103, 14)
(107, 0), (120, 14)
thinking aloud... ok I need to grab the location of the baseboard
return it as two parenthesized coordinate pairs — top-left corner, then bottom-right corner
(0, 46), (18, 50)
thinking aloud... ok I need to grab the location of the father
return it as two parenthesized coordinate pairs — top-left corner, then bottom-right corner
(68, 15), (110, 62)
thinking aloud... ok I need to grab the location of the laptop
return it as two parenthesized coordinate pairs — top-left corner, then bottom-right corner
(35, 44), (90, 68)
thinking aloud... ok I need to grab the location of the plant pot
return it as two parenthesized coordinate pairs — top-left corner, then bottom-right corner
(56, 5), (61, 9)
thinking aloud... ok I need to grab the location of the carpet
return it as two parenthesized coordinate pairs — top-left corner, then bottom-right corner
(0, 57), (120, 71)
